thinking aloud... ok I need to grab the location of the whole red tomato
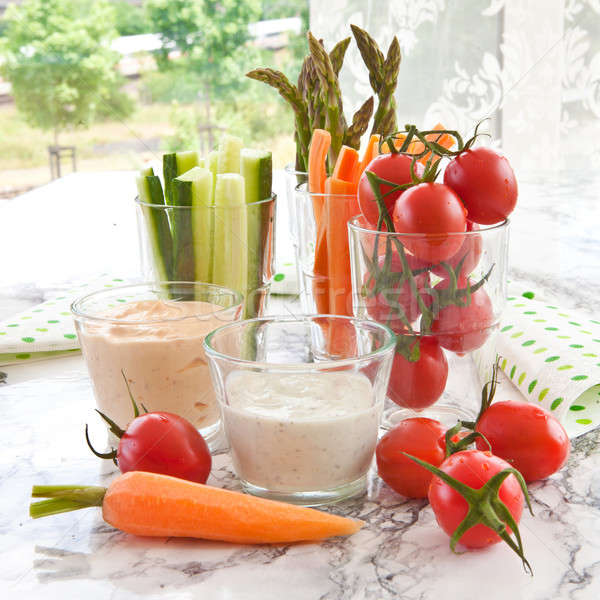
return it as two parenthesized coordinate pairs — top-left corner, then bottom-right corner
(363, 252), (429, 332)
(117, 411), (212, 484)
(431, 221), (482, 279)
(358, 153), (424, 227)
(388, 337), (448, 409)
(392, 183), (467, 263)
(475, 400), (570, 482)
(444, 147), (517, 225)
(430, 279), (494, 353)
(376, 417), (446, 498)
(429, 450), (524, 548)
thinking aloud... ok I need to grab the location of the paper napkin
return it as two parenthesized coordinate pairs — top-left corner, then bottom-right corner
(498, 293), (600, 438)
(0, 276), (129, 366)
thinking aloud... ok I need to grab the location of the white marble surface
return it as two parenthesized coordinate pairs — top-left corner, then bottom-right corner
(1, 170), (600, 599)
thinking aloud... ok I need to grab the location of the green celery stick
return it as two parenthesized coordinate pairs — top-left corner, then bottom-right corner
(173, 166), (214, 285)
(136, 167), (172, 281)
(241, 148), (273, 317)
(212, 174), (248, 299)
(217, 135), (243, 174)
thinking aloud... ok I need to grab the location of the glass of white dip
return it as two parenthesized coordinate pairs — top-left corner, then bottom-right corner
(72, 281), (243, 449)
(204, 315), (396, 505)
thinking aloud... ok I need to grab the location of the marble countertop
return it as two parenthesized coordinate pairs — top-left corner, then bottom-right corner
(1, 170), (600, 599)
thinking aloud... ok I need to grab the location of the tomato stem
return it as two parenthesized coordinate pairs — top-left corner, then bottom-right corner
(402, 452), (533, 574)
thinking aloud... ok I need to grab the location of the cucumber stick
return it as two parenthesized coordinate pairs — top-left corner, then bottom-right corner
(217, 135), (243, 174)
(212, 174), (247, 299)
(163, 151), (199, 205)
(241, 149), (272, 317)
(173, 167), (214, 284)
(164, 151), (200, 282)
(136, 166), (172, 281)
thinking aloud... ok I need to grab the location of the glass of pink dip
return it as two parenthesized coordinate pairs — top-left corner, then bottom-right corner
(72, 281), (243, 449)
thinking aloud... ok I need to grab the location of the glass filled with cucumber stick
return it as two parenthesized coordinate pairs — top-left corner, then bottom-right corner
(135, 136), (276, 318)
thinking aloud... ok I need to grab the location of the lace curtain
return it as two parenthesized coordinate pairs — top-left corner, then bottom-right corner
(309, 0), (600, 174)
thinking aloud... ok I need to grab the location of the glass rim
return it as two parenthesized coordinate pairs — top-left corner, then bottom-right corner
(293, 184), (356, 199)
(203, 314), (397, 370)
(134, 192), (276, 210)
(70, 281), (243, 325)
(348, 215), (510, 237)
(283, 163), (307, 176)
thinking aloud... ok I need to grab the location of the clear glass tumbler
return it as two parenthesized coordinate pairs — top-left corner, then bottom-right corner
(204, 315), (395, 505)
(348, 216), (509, 425)
(136, 194), (276, 318)
(293, 182), (358, 316)
(72, 281), (243, 448)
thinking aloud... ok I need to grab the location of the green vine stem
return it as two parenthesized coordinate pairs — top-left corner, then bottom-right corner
(402, 452), (533, 574)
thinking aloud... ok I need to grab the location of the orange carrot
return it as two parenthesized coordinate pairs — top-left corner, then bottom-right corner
(308, 129), (332, 313)
(356, 134), (380, 182)
(30, 472), (363, 544)
(325, 176), (359, 316)
(308, 129), (330, 196)
(418, 123), (455, 164)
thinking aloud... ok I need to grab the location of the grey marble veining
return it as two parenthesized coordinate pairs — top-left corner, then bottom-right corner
(1, 363), (599, 600)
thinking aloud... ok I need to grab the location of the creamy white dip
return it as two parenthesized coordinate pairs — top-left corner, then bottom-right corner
(77, 299), (227, 433)
(223, 370), (380, 492)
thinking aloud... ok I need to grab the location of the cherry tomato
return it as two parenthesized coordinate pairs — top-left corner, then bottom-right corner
(444, 147), (517, 225)
(431, 221), (482, 279)
(358, 153), (424, 227)
(376, 417), (446, 498)
(430, 279), (494, 353)
(388, 337), (448, 409)
(392, 183), (467, 263)
(429, 450), (524, 548)
(117, 411), (212, 484)
(475, 400), (570, 482)
(363, 252), (429, 332)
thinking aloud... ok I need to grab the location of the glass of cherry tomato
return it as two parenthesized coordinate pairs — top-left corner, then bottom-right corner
(348, 215), (509, 424)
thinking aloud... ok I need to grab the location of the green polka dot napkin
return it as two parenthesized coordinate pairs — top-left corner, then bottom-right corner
(0, 277), (128, 366)
(270, 261), (299, 295)
(499, 294), (600, 438)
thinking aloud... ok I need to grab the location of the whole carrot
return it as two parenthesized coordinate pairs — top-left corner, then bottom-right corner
(30, 471), (363, 544)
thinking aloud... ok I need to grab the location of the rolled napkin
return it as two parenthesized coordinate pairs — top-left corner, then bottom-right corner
(0, 277), (129, 366)
(498, 293), (600, 438)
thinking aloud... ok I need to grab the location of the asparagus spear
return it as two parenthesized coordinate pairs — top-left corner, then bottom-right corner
(344, 96), (374, 149)
(307, 31), (347, 168)
(350, 25), (400, 137)
(246, 68), (311, 172)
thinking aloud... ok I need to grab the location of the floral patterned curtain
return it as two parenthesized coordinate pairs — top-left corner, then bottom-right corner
(309, 0), (600, 173)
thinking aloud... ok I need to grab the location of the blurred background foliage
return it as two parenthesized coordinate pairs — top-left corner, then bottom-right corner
(0, 0), (309, 193)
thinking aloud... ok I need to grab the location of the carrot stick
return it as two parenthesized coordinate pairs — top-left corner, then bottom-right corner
(356, 134), (380, 181)
(308, 129), (332, 313)
(325, 176), (358, 316)
(418, 123), (454, 164)
(31, 472), (363, 544)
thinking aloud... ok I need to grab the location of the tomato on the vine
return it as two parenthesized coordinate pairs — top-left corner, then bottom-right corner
(358, 153), (424, 227)
(388, 337), (448, 409)
(363, 252), (429, 331)
(444, 147), (517, 225)
(87, 390), (212, 485)
(116, 412), (212, 484)
(430, 278), (494, 353)
(428, 450), (525, 549)
(475, 400), (570, 482)
(376, 417), (446, 498)
(431, 221), (482, 279)
(392, 183), (467, 263)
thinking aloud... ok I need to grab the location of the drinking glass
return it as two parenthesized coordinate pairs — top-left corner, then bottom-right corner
(72, 281), (243, 449)
(136, 194), (276, 318)
(348, 216), (509, 425)
(204, 315), (395, 505)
